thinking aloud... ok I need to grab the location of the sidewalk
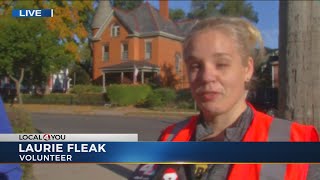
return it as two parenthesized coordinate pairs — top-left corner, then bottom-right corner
(8, 104), (198, 118)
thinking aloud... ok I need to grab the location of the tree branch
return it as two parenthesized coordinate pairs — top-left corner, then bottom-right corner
(8, 74), (18, 82)
(19, 68), (24, 83)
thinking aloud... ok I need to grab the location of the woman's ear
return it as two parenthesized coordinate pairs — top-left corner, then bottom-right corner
(246, 57), (254, 80)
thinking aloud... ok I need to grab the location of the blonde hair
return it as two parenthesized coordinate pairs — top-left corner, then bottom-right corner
(183, 17), (264, 65)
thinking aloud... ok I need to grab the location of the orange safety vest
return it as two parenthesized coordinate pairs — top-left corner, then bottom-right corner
(159, 106), (319, 180)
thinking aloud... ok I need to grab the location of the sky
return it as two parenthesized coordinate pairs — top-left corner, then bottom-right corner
(147, 0), (279, 49)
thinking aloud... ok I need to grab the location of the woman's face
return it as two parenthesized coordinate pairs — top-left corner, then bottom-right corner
(185, 30), (253, 115)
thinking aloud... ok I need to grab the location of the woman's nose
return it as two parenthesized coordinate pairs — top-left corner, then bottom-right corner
(199, 64), (218, 83)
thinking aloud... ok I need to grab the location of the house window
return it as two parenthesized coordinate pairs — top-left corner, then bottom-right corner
(121, 43), (128, 60)
(111, 24), (120, 37)
(175, 52), (182, 74)
(145, 41), (152, 59)
(103, 45), (109, 61)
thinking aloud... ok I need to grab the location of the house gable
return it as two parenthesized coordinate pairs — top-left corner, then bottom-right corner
(92, 10), (134, 41)
(91, 0), (194, 89)
(92, 2), (190, 42)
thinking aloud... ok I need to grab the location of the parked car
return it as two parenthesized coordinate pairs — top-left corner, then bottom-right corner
(0, 83), (34, 102)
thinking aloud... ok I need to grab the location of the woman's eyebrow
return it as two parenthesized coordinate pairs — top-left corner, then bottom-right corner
(186, 55), (200, 62)
(212, 53), (232, 59)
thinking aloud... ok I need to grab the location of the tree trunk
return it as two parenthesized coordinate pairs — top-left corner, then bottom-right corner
(9, 68), (24, 104)
(279, 1), (320, 130)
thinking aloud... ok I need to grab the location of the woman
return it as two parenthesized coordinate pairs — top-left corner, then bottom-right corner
(157, 17), (319, 180)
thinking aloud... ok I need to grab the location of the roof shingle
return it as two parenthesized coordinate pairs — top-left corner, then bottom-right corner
(113, 2), (194, 38)
(101, 60), (159, 71)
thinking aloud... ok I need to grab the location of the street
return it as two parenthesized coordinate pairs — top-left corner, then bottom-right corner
(31, 113), (183, 180)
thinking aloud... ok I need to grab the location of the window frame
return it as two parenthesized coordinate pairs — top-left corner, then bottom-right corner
(102, 44), (110, 61)
(111, 23), (120, 37)
(121, 43), (129, 61)
(175, 52), (182, 74)
(144, 40), (152, 60)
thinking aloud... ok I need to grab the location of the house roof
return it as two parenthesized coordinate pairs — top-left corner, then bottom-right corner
(175, 19), (198, 37)
(91, 0), (112, 29)
(92, 2), (198, 41)
(113, 3), (181, 37)
(101, 60), (160, 72)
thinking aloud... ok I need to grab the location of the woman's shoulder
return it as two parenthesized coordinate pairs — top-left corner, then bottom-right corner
(290, 121), (319, 141)
(158, 116), (199, 141)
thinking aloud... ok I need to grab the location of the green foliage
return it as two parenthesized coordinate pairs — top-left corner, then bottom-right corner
(176, 89), (193, 102)
(70, 85), (102, 94)
(146, 92), (163, 107)
(77, 43), (93, 77)
(113, 0), (143, 10)
(22, 94), (76, 105)
(176, 101), (194, 109)
(189, 0), (258, 23)
(1, 1), (96, 61)
(74, 93), (106, 105)
(107, 84), (152, 106)
(7, 106), (35, 180)
(170, 8), (186, 21)
(176, 89), (194, 109)
(22, 93), (106, 105)
(146, 88), (177, 107)
(69, 64), (91, 85)
(0, 16), (73, 87)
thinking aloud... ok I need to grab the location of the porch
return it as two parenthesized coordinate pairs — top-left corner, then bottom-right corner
(100, 60), (160, 92)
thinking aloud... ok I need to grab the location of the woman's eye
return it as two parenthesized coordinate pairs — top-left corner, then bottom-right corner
(190, 63), (200, 70)
(216, 63), (228, 68)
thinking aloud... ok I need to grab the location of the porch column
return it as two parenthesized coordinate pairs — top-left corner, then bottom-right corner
(102, 72), (106, 93)
(121, 72), (124, 83)
(141, 70), (144, 84)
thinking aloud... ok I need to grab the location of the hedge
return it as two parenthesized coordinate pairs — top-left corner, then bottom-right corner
(6, 106), (35, 180)
(107, 84), (152, 106)
(175, 89), (194, 109)
(146, 88), (176, 107)
(73, 93), (106, 105)
(69, 85), (102, 94)
(21, 86), (194, 109)
(22, 93), (106, 105)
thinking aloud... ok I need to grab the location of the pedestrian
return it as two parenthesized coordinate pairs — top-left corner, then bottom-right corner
(130, 16), (319, 180)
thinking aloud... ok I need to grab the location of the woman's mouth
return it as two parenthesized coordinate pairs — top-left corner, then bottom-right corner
(199, 92), (220, 102)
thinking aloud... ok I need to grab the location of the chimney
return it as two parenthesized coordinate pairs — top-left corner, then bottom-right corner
(159, 0), (169, 19)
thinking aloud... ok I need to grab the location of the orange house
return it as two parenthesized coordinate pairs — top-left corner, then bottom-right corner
(91, 0), (197, 90)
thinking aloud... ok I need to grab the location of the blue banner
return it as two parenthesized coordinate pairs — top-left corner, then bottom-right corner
(0, 142), (319, 163)
(12, 9), (53, 18)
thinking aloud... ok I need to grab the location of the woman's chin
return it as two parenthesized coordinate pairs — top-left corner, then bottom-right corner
(199, 101), (225, 115)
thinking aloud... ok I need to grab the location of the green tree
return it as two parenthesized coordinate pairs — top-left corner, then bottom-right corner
(112, 0), (143, 10)
(1, 0), (96, 61)
(0, 0), (96, 97)
(189, 0), (258, 23)
(78, 43), (92, 77)
(0, 17), (73, 104)
(170, 8), (186, 21)
(69, 63), (91, 85)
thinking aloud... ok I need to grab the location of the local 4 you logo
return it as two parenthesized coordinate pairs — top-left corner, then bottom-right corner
(19, 134), (66, 141)
(12, 9), (53, 17)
